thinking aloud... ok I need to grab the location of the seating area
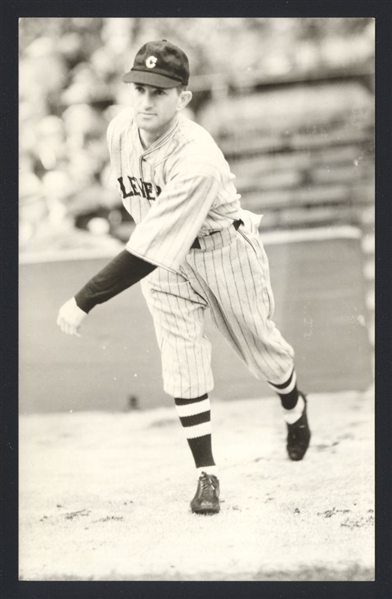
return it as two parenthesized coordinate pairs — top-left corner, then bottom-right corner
(202, 81), (374, 231)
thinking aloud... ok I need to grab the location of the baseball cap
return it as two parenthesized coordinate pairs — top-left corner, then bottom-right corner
(122, 40), (189, 88)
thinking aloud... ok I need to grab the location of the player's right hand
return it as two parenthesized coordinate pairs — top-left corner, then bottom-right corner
(57, 297), (87, 337)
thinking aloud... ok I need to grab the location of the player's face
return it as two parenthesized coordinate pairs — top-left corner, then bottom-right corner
(130, 83), (186, 137)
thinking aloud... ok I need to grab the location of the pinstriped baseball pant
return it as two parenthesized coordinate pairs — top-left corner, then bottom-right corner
(140, 223), (295, 399)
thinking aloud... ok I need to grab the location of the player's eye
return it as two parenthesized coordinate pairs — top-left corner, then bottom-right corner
(155, 89), (166, 96)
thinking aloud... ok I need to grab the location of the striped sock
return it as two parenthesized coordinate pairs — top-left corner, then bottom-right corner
(174, 394), (216, 473)
(268, 368), (299, 410)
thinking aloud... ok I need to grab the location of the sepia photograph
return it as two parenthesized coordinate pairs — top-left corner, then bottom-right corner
(17, 16), (375, 582)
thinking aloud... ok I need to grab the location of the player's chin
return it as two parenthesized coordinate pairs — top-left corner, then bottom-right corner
(136, 114), (157, 129)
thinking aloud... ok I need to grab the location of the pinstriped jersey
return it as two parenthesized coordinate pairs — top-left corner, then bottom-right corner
(107, 108), (243, 272)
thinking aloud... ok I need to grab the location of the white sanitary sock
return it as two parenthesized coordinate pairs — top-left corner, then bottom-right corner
(283, 394), (305, 425)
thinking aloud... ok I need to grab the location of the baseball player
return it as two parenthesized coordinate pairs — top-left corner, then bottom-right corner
(57, 40), (311, 515)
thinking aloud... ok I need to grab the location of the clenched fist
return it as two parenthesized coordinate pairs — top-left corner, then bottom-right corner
(57, 297), (87, 337)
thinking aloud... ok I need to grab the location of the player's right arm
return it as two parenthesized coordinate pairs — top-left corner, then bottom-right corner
(57, 250), (156, 336)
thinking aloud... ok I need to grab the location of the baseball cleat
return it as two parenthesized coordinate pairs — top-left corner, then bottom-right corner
(190, 471), (220, 514)
(286, 393), (311, 461)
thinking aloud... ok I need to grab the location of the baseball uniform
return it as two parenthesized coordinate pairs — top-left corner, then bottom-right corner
(106, 108), (295, 398)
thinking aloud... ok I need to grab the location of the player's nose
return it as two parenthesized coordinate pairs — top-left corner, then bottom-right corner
(142, 91), (154, 109)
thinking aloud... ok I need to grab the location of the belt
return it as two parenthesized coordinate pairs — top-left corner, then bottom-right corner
(190, 219), (243, 250)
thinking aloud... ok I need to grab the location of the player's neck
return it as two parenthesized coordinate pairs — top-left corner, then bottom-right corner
(138, 114), (178, 150)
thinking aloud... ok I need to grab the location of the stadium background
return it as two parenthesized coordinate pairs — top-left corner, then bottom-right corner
(19, 17), (375, 413)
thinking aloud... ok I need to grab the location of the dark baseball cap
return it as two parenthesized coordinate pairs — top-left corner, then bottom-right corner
(122, 40), (189, 88)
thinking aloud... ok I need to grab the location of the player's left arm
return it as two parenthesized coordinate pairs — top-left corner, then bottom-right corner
(57, 251), (156, 336)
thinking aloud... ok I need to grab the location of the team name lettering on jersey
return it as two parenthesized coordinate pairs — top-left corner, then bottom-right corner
(117, 176), (162, 201)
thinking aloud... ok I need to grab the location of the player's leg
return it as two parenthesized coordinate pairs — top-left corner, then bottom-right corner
(174, 393), (220, 513)
(184, 226), (310, 460)
(234, 227), (311, 460)
(141, 269), (220, 513)
(141, 267), (213, 399)
(266, 370), (310, 461)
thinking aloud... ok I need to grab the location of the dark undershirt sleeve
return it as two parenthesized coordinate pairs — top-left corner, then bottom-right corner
(74, 250), (157, 313)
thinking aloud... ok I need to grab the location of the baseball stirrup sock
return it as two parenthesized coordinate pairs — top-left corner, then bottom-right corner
(174, 394), (216, 471)
(268, 368), (300, 411)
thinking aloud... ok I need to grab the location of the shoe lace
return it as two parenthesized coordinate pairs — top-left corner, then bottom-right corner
(200, 472), (219, 498)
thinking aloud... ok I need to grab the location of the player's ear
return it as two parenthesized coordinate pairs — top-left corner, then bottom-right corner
(177, 90), (193, 111)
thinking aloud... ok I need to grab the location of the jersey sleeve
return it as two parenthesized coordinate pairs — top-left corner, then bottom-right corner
(125, 163), (221, 272)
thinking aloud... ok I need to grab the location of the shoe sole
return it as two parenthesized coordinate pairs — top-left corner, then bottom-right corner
(192, 508), (220, 515)
(191, 501), (220, 515)
(288, 449), (309, 461)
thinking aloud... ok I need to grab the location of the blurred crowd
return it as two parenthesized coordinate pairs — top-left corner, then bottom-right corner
(19, 17), (375, 251)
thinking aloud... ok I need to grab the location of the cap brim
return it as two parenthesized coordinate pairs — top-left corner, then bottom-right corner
(122, 70), (183, 88)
